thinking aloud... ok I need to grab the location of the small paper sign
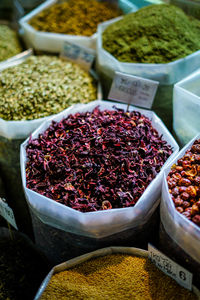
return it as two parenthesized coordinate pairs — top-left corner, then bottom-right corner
(108, 72), (159, 109)
(148, 244), (193, 290)
(61, 41), (95, 71)
(0, 198), (18, 230)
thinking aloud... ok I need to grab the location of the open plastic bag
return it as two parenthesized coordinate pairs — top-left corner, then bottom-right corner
(96, 17), (200, 130)
(20, 100), (178, 264)
(173, 69), (200, 146)
(160, 133), (200, 288)
(19, 0), (137, 52)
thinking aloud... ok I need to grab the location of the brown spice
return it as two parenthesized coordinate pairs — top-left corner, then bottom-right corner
(41, 254), (196, 299)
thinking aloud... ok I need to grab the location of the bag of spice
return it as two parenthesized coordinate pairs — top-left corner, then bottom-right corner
(19, 0), (136, 52)
(96, 4), (200, 130)
(160, 133), (200, 288)
(20, 100), (178, 265)
(34, 246), (200, 300)
(0, 54), (99, 237)
(173, 69), (200, 146)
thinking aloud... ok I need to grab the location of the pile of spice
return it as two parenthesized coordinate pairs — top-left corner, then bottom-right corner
(0, 25), (22, 62)
(0, 230), (49, 300)
(40, 254), (196, 299)
(26, 107), (172, 212)
(29, 0), (122, 36)
(167, 139), (200, 227)
(0, 55), (97, 121)
(102, 4), (200, 63)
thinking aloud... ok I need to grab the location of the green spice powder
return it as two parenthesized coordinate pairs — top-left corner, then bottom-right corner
(103, 4), (200, 63)
(0, 55), (97, 121)
(0, 25), (22, 62)
(41, 254), (197, 300)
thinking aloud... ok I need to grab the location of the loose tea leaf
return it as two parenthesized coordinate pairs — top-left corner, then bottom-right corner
(103, 4), (200, 63)
(41, 254), (196, 300)
(30, 0), (122, 36)
(167, 139), (200, 227)
(26, 107), (172, 212)
(0, 25), (22, 62)
(0, 55), (97, 121)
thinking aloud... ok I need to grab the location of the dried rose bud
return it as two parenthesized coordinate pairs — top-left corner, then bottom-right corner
(168, 178), (177, 189)
(178, 178), (191, 187)
(186, 186), (197, 197)
(102, 200), (112, 210)
(171, 187), (179, 196)
(182, 211), (191, 219)
(182, 160), (191, 168)
(191, 144), (200, 153)
(174, 197), (183, 207)
(180, 192), (189, 201)
(183, 201), (190, 209)
(194, 176), (200, 185)
(179, 186), (187, 193)
(176, 207), (184, 213)
(196, 200), (200, 208)
(175, 166), (183, 172)
(191, 204), (199, 216)
(192, 215), (200, 226)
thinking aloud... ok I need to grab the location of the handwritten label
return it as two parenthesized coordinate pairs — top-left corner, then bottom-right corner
(148, 244), (193, 290)
(108, 72), (159, 109)
(61, 41), (95, 71)
(0, 198), (18, 230)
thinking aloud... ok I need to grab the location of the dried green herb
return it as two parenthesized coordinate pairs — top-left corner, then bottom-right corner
(0, 25), (22, 62)
(0, 55), (97, 121)
(103, 4), (200, 63)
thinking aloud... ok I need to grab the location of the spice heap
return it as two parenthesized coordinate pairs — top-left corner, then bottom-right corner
(29, 0), (122, 36)
(26, 107), (172, 212)
(0, 55), (97, 121)
(167, 139), (200, 227)
(41, 254), (196, 300)
(0, 231), (49, 300)
(103, 4), (200, 63)
(0, 25), (22, 62)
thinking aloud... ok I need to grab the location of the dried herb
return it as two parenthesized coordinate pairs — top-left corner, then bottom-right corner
(102, 4), (200, 63)
(41, 254), (196, 300)
(29, 0), (122, 36)
(167, 139), (200, 227)
(0, 25), (22, 62)
(0, 228), (49, 300)
(0, 55), (97, 121)
(26, 107), (172, 212)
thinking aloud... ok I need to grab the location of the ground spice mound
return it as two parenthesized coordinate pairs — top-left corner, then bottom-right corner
(41, 254), (196, 300)
(103, 4), (200, 63)
(167, 139), (200, 227)
(0, 55), (97, 121)
(30, 0), (122, 36)
(26, 107), (172, 212)
(0, 25), (22, 62)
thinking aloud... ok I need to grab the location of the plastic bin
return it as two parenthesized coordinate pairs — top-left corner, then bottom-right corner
(170, 0), (200, 19)
(20, 100), (178, 265)
(173, 68), (200, 146)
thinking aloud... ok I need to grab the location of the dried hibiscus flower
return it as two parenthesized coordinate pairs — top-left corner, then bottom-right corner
(26, 107), (172, 212)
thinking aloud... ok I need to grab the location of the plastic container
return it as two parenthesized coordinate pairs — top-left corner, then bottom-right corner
(19, 0), (136, 52)
(96, 17), (200, 130)
(160, 133), (200, 288)
(34, 246), (200, 300)
(126, 0), (163, 9)
(170, 0), (200, 19)
(173, 69), (200, 146)
(20, 100), (178, 265)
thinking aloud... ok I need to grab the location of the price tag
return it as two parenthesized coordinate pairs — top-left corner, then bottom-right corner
(148, 244), (193, 290)
(108, 72), (159, 109)
(0, 198), (18, 230)
(60, 41), (95, 71)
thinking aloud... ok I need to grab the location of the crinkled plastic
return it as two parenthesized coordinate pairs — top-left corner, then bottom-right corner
(173, 69), (200, 146)
(160, 133), (200, 287)
(96, 17), (200, 129)
(19, 0), (136, 52)
(20, 100), (178, 263)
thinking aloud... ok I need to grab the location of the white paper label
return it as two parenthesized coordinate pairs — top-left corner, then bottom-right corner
(108, 72), (159, 109)
(61, 41), (95, 71)
(0, 198), (18, 230)
(148, 244), (193, 290)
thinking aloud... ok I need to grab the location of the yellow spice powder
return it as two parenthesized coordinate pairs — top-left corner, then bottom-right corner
(41, 254), (197, 300)
(29, 0), (122, 36)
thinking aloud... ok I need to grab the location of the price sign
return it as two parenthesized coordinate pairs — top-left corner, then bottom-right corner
(148, 244), (193, 290)
(108, 72), (159, 109)
(61, 41), (95, 71)
(0, 198), (18, 230)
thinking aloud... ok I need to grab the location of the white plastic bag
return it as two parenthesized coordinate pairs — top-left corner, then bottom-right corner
(96, 17), (200, 129)
(19, 0), (136, 52)
(20, 100), (178, 263)
(173, 69), (200, 146)
(160, 133), (200, 288)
